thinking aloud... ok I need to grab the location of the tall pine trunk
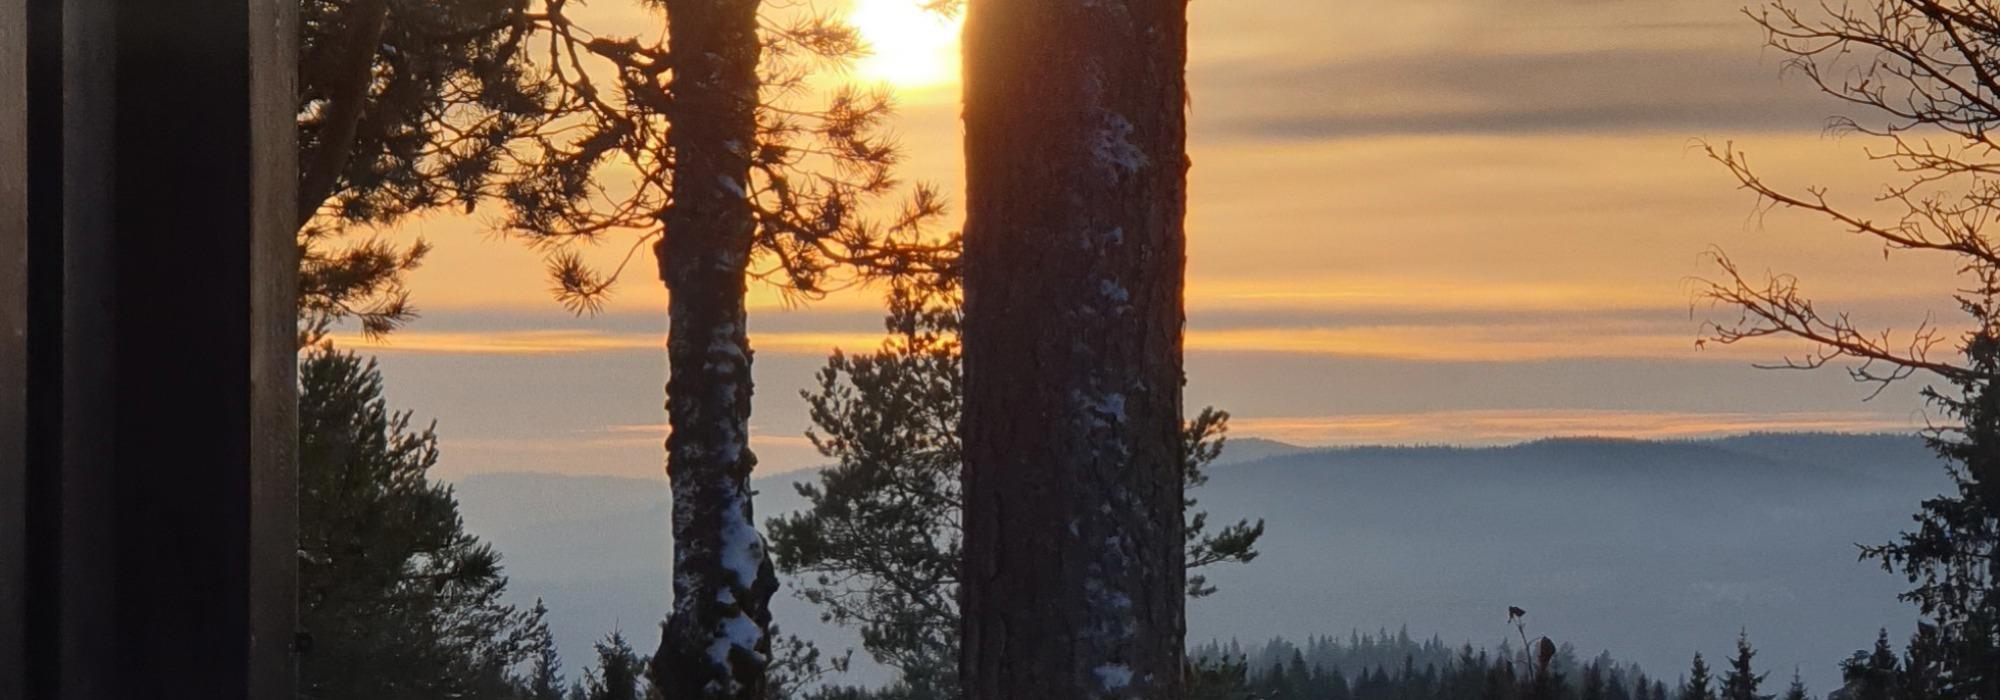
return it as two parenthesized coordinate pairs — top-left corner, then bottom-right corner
(649, 0), (777, 697)
(959, 0), (1190, 696)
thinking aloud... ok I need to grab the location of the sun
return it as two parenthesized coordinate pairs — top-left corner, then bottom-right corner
(847, 0), (962, 91)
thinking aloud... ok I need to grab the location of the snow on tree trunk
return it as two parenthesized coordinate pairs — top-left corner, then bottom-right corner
(959, 0), (1190, 697)
(649, 0), (777, 697)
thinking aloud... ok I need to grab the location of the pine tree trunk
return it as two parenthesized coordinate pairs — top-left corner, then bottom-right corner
(649, 0), (776, 697)
(959, 0), (1190, 696)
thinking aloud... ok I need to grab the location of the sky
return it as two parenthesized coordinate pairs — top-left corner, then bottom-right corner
(345, 0), (1971, 480)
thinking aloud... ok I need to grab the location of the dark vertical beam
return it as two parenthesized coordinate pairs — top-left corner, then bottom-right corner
(247, 0), (301, 694)
(110, 0), (298, 695)
(0, 0), (26, 696)
(3, 0), (298, 696)
(46, 0), (118, 695)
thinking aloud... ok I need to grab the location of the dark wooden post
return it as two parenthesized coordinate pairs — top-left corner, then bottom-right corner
(1, 0), (299, 697)
(0, 0), (26, 695)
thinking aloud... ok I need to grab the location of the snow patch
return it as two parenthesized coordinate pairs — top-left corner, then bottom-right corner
(1095, 664), (1133, 690)
(1098, 279), (1129, 304)
(1080, 390), (1126, 428)
(717, 174), (745, 197)
(1093, 112), (1149, 177)
(718, 490), (761, 589)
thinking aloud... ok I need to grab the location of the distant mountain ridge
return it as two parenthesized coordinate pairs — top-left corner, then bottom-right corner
(452, 431), (1943, 692)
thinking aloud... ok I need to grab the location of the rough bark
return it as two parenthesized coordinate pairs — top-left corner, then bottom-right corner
(648, 0), (778, 697)
(959, 0), (1190, 697)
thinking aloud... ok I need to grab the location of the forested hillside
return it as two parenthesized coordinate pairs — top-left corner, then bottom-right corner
(454, 432), (1945, 692)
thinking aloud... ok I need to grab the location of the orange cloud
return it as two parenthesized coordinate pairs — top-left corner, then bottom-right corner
(1228, 409), (1919, 447)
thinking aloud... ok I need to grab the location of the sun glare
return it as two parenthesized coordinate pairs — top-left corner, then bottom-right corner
(848, 0), (961, 91)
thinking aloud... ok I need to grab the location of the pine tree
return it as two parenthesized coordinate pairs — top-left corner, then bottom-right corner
(1681, 653), (1716, 700)
(641, 0), (781, 690)
(1721, 631), (1771, 700)
(767, 276), (1262, 696)
(296, 347), (542, 699)
(959, 0), (1193, 693)
(479, 2), (944, 694)
(294, 0), (556, 338)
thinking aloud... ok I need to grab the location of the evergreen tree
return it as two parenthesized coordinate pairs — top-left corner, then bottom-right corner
(1681, 653), (1716, 700)
(525, 600), (565, 700)
(1483, 661), (1518, 700)
(296, 347), (541, 699)
(1323, 666), (1353, 700)
(1707, 4), (2000, 696)
(1780, 669), (1808, 700)
(483, 1), (945, 693)
(585, 631), (648, 700)
(1721, 631), (1771, 700)
(1286, 651), (1315, 697)
(1858, 305), (2000, 697)
(1583, 663), (1607, 700)
(1839, 630), (1903, 700)
(1260, 660), (1293, 699)
(768, 275), (1261, 696)
(1186, 654), (1258, 700)
(294, 0), (556, 338)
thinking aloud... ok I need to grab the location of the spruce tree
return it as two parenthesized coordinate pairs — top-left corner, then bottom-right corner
(1780, 669), (1808, 700)
(585, 631), (648, 700)
(1839, 630), (1903, 700)
(1606, 674), (1633, 700)
(1583, 663), (1607, 700)
(1721, 631), (1771, 700)
(1705, 4), (2000, 696)
(1681, 653), (1716, 700)
(296, 347), (542, 699)
(525, 600), (565, 700)
(1285, 651), (1315, 698)
(1324, 666), (1353, 700)
(1858, 305), (2000, 697)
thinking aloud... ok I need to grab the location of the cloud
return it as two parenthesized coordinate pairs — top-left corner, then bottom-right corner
(1228, 408), (1917, 446)
(341, 289), (1968, 363)
(330, 329), (884, 356)
(1193, 46), (1838, 142)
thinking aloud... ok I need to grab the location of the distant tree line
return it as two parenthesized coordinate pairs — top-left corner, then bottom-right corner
(1194, 630), (1663, 700)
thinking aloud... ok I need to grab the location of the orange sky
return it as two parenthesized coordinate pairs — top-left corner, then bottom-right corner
(341, 0), (1977, 478)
